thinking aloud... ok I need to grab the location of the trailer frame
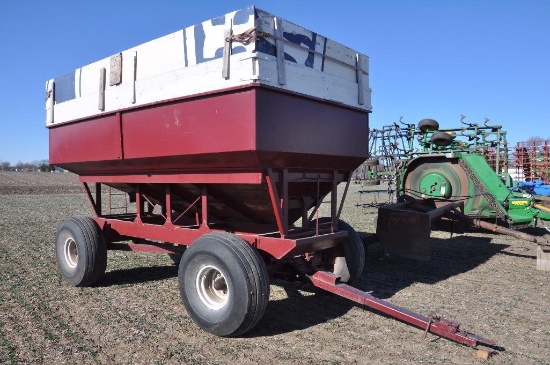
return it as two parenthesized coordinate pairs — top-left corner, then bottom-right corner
(71, 168), (498, 349)
(80, 168), (351, 260)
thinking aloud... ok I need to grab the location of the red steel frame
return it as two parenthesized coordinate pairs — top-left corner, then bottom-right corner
(81, 168), (351, 260)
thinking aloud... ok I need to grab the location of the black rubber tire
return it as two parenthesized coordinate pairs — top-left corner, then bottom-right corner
(55, 216), (107, 287)
(313, 218), (365, 286)
(178, 232), (269, 337)
(431, 131), (454, 146)
(418, 118), (439, 132)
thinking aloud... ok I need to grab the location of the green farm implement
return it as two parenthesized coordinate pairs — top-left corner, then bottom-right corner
(371, 118), (550, 270)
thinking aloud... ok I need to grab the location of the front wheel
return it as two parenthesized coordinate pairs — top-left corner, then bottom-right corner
(178, 232), (269, 337)
(55, 216), (107, 287)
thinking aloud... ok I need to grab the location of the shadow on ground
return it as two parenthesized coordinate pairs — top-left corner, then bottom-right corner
(94, 232), (508, 336)
(99, 265), (178, 287)
(97, 263), (355, 337)
(250, 280), (355, 337)
(357, 234), (507, 299)
(253, 233), (508, 336)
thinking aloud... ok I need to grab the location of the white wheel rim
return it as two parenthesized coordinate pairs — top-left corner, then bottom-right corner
(196, 265), (228, 310)
(64, 237), (78, 269)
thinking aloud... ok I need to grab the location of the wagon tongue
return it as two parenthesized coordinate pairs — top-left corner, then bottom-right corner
(309, 270), (496, 349)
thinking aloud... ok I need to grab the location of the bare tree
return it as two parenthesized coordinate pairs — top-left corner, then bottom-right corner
(14, 161), (36, 171)
(3, 160), (55, 172)
(1, 161), (11, 170)
(37, 160), (52, 172)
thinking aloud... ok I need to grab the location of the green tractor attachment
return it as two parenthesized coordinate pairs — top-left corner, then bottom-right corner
(372, 118), (550, 270)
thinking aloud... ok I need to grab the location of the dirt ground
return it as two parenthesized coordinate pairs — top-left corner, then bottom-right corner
(0, 171), (549, 364)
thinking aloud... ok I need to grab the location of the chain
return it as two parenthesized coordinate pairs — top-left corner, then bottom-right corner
(457, 159), (510, 223)
(458, 159), (534, 229)
(227, 28), (270, 45)
(508, 219), (532, 230)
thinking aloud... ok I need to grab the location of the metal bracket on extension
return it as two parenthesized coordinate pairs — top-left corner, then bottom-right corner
(356, 54), (365, 105)
(98, 67), (106, 111)
(45, 79), (54, 124)
(131, 51), (137, 103)
(222, 22), (233, 79)
(274, 17), (286, 85)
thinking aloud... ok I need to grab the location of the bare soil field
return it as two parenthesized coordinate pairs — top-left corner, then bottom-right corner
(0, 172), (548, 364)
(0, 171), (82, 195)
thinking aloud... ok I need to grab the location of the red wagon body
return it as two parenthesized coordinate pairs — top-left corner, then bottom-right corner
(50, 85), (369, 259)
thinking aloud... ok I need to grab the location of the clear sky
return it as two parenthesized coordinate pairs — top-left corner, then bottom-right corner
(0, 0), (548, 164)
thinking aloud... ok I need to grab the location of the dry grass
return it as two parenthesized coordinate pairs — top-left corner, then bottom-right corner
(0, 173), (549, 364)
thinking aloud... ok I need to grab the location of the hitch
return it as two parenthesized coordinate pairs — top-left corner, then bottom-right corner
(310, 270), (496, 349)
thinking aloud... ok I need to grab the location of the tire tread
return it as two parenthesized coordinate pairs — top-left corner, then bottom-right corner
(178, 232), (269, 337)
(56, 216), (107, 287)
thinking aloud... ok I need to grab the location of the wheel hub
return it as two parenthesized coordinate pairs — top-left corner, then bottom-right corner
(196, 265), (228, 310)
(419, 172), (452, 198)
(64, 237), (78, 268)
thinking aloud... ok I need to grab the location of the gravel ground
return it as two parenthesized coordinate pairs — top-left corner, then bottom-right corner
(0, 173), (549, 364)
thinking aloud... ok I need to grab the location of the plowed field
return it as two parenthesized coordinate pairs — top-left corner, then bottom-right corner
(1, 172), (548, 364)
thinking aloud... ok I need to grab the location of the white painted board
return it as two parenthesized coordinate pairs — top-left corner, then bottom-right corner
(45, 6), (371, 126)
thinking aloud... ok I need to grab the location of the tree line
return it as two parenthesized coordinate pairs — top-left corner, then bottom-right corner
(0, 160), (57, 172)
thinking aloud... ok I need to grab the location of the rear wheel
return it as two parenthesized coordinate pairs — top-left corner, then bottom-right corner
(55, 217), (107, 287)
(312, 218), (365, 285)
(431, 131), (454, 146)
(178, 232), (269, 337)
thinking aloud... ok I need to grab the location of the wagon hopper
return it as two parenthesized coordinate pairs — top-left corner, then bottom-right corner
(46, 6), (495, 349)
